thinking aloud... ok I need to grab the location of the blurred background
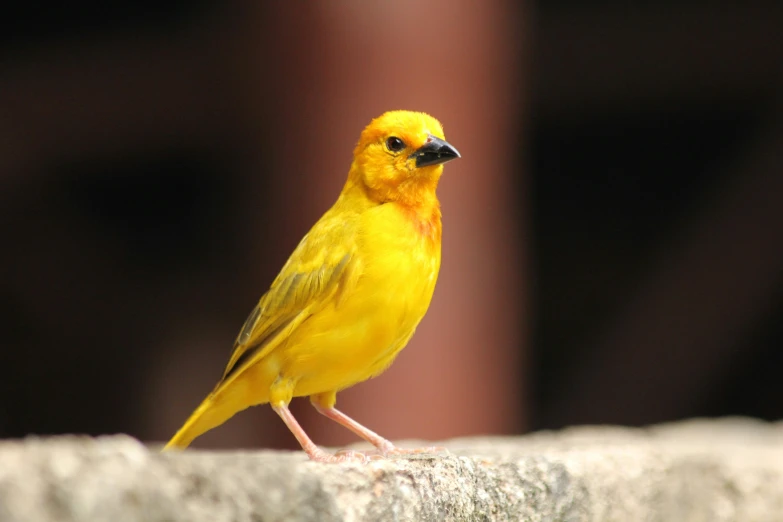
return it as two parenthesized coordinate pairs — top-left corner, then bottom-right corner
(1, 1), (782, 450)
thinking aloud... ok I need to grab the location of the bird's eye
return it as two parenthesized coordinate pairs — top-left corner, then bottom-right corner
(386, 137), (405, 152)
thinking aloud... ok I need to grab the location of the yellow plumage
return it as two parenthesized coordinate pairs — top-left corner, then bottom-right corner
(164, 111), (459, 462)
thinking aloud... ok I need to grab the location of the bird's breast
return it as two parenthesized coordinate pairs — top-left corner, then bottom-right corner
(359, 202), (441, 304)
(284, 202), (442, 396)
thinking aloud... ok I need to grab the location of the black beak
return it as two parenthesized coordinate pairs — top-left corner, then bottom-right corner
(410, 135), (461, 168)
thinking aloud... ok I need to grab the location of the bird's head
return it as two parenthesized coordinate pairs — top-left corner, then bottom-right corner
(349, 111), (460, 206)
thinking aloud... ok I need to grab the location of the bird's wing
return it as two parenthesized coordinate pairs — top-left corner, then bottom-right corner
(219, 214), (361, 382)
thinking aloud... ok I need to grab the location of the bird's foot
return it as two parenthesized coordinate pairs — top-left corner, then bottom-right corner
(376, 444), (447, 457)
(307, 447), (382, 463)
(335, 448), (384, 462)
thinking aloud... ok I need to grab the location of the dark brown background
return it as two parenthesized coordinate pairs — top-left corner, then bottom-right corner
(1, 1), (781, 449)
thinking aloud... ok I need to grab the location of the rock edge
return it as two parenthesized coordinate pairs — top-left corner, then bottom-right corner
(1, 418), (782, 521)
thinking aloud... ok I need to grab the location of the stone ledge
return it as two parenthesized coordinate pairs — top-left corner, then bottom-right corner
(1, 418), (782, 521)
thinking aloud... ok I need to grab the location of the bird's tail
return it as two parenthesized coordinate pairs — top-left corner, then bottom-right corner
(163, 395), (223, 450)
(163, 373), (268, 451)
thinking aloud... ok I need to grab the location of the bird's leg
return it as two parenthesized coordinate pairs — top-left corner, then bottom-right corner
(310, 399), (395, 454)
(272, 403), (374, 463)
(310, 392), (445, 457)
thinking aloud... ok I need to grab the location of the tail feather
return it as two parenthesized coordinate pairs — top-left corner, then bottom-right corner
(163, 395), (229, 450)
(163, 371), (269, 450)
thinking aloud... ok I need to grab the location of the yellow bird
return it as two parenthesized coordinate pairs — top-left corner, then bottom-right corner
(164, 110), (460, 462)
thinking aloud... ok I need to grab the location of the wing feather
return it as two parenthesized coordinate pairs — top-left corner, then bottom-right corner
(220, 215), (359, 382)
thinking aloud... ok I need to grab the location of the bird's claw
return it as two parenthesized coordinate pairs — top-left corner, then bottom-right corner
(310, 448), (382, 463)
(308, 445), (444, 463)
(335, 448), (384, 462)
(379, 445), (447, 457)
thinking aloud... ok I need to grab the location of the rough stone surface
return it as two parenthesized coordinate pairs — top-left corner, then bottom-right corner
(1, 418), (783, 521)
